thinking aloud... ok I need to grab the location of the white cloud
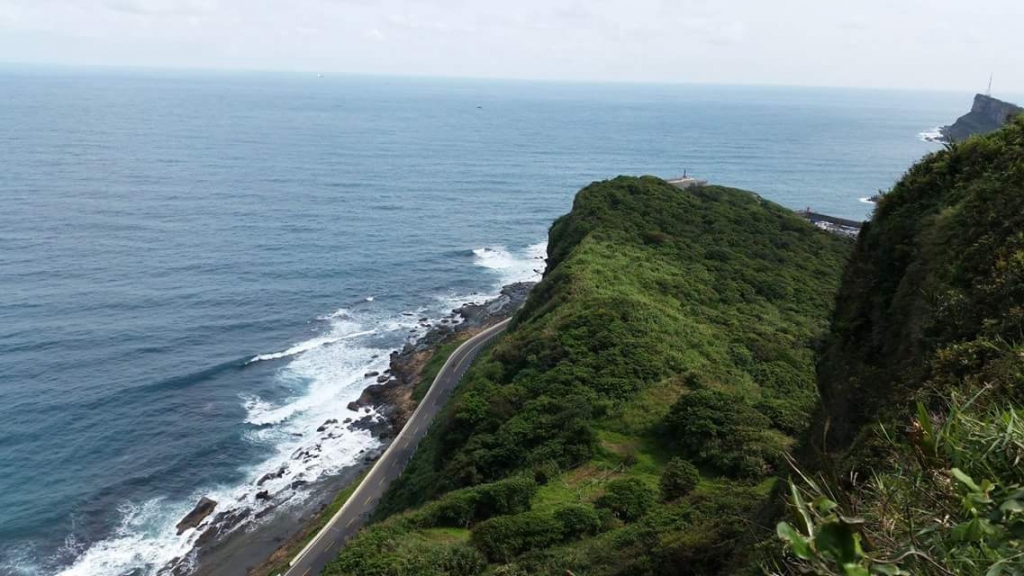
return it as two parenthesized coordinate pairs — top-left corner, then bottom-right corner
(105, 0), (215, 16)
(0, 0), (1021, 92)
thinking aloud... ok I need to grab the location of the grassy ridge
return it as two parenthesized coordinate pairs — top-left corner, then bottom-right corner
(323, 176), (850, 575)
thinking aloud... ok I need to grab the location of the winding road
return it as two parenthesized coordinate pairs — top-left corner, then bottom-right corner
(282, 318), (511, 576)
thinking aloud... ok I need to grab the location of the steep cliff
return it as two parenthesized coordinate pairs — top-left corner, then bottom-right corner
(940, 93), (1023, 142)
(772, 116), (1024, 576)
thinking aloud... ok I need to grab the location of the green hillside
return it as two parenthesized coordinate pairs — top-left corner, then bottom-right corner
(323, 176), (851, 575)
(769, 117), (1024, 575)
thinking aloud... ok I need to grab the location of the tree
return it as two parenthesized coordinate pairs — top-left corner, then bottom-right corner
(595, 478), (655, 522)
(660, 458), (699, 501)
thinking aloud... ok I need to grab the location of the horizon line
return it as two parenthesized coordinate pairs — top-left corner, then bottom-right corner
(0, 60), (1007, 97)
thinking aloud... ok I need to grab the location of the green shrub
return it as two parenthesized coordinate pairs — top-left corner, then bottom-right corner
(470, 511), (565, 562)
(662, 388), (785, 477)
(595, 478), (656, 522)
(553, 504), (602, 538)
(324, 523), (486, 576)
(411, 476), (537, 528)
(659, 458), (700, 501)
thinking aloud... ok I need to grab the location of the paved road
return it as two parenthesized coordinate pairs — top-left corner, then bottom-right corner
(282, 319), (511, 576)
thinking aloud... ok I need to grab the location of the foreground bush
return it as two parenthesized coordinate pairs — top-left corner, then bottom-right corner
(771, 117), (1024, 576)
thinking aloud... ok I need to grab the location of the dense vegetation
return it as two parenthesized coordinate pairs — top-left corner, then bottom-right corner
(770, 117), (1024, 575)
(323, 176), (850, 575)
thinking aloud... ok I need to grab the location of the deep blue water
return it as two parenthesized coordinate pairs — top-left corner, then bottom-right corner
(0, 67), (978, 575)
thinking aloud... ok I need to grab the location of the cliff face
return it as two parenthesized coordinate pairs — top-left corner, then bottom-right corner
(770, 117), (1024, 575)
(940, 93), (1023, 142)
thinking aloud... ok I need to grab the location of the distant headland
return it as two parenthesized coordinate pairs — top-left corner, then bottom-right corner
(930, 93), (1023, 143)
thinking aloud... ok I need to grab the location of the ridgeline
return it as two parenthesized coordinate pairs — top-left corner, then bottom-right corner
(323, 177), (851, 575)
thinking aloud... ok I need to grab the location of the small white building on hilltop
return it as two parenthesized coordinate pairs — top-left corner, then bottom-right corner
(666, 171), (707, 189)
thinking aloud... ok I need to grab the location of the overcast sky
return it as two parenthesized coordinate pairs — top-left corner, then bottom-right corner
(0, 0), (1021, 92)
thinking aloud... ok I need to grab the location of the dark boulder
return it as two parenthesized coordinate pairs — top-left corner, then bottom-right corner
(175, 497), (217, 535)
(256, 466), (287, 486)
(195, 508), (251, 548)
(316, 418), (338, 432)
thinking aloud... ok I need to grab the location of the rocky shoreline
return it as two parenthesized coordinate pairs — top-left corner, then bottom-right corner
(167, 281), (535, 576)
(346, 281), (535, 432)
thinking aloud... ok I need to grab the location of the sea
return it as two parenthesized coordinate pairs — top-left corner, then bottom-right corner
(0, 67), (991, 575)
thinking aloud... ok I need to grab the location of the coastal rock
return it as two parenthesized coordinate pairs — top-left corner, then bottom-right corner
(341, 281), (538, 431)
(939, 94), (1023, 142)
(256, 466), (288, 486)
(348, 414), (392, 438)
(255, 490), (271, 501)
(364, 371), (380, 378)
(316, 418), (338, 432)
(175, 497), (217, 535)
(194, 508), (251, 548)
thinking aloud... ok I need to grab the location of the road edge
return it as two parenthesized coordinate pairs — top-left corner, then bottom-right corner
(286, 318), (511, 570)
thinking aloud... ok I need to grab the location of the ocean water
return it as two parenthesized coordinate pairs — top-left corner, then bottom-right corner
(0, 67), (978, 575)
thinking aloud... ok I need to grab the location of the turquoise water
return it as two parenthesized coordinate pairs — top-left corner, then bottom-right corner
(0, 68), (967, 575)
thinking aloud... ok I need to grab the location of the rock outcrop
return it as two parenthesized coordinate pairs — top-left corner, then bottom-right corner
(344, 281), (536, 429)
(175, 497), (217, 535)
(939, 94), (1023, 142)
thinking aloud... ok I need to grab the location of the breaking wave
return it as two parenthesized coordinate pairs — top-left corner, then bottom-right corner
(46, 240), (547, 576)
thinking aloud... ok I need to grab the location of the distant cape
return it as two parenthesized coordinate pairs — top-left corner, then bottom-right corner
(934, 93), (1023, 143)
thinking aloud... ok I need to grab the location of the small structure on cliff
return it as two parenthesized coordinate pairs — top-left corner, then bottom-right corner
(666, 170), (707, 189)
(935, 93), (1023, 143)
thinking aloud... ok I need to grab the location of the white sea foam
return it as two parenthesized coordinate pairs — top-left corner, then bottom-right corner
(53, 500), (198, 576)
(919, 127), (944, 143)
(318, 308), (351, 321)
(472, 241), (547, 287)
(52, 240), (548, 576)
(246, 329), (375, 364)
